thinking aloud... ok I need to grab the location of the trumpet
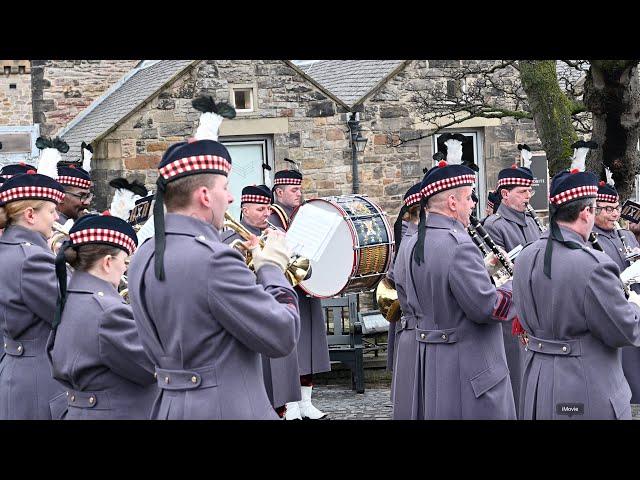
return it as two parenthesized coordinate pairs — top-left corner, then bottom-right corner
(50, 221), (70, 254)
(223, 212), (311, 287)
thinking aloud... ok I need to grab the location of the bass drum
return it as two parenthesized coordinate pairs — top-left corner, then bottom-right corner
(289, 195), (393, 298)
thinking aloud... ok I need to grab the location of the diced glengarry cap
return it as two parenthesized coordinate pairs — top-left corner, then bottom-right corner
(273, 169), (303, 186)
(57, 164), (92, 189)
(0, 171), (65, 206)
(597, 181), (618, 203)
(496, 164), (534, 188)
(241, 185), (272, 205)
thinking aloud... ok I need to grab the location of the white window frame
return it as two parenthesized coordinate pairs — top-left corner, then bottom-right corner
(433, 130), (485, 216)
(229, 84), (257, 114)
(220, 135), (274, 186)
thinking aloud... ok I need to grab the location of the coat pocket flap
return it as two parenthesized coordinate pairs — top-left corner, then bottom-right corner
(610, 382), (632, 420)
(470, 363), (509, 398)
(49, 391), (69, 420)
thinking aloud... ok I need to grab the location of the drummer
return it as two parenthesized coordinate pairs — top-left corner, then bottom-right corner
(270, 165), (330, 419)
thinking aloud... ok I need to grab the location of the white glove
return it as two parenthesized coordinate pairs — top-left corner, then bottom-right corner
(628, 290), (640, 308)
(252, 230), (291, 273)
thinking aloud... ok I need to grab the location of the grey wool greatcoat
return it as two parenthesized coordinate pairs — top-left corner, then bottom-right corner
(221, 220), (302, 408)
(387, 222), (419, 419)
(590, 224), (640, 404)
(393, 213), (516, 420)
(128, 213), (301, 420)
(48, 271), (158, 420)
(268, 201), (331, 376)
(513, 227), (640, 419)
(482, 202), (541, 414)
(0, 225), (67, 419)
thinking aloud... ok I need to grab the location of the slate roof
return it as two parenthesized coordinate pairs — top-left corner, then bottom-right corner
(58, 60), (196, 161)
(301, 60), (406, 107)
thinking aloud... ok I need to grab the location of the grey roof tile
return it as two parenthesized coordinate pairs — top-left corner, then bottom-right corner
(302, 60), (405, 107)
(60, 60), (196, 161)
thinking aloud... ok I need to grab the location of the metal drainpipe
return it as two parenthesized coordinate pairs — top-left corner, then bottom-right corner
(348, 113), (359, 194)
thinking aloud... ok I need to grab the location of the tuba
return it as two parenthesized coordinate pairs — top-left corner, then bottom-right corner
(223, 212), (311, 287)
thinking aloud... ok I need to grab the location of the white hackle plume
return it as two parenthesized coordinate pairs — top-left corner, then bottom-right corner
(444, 139), (463, 165)
(194, 112), (224, 142)
(82, 147), (93, 173)
(521, 149), (533, 169)
(36, 148), (61, 179)
(570, 146), (590, 172)
(605, 167), (615, 186)
(110, 188), (142, 221)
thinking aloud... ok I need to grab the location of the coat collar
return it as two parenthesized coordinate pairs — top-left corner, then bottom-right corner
(406, 222), (418, 236)
(273, 201), (294, 217)
(240, 219), (263, 237)
(0, 224), (49, 249)
(497, 202), (528, 227)
(592, 224), (616, 239)
(163, 213), (220, 241)
(67, 270), (121, 300)
(540, 225), (588, 246)
(426, 212), (465, 231)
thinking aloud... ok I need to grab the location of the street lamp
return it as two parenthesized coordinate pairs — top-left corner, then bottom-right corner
(347, 112), (368, 194)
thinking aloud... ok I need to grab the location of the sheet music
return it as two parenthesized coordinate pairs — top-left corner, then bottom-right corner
(621, 260), (640, 285)
(286, 204), (342, 262)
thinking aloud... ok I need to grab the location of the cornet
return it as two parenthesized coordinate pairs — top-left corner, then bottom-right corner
(223, 212), (311, 287)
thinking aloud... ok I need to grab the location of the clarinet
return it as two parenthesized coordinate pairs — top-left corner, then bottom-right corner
(588, 232), (605, 252)
(470, 215), (514, 276)
(614, 221), (640, 263)
(525, 203), (546, 233)
(467, 223), (491, 257)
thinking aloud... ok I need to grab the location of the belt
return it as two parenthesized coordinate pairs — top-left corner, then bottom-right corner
(3, 336), (47, 357)
(415, 327), (458, 344)
(396, 314), (420, 333)
(155, 365), (218, 391)
(66, 389), (111, 410)
(525, 334), (582, 356)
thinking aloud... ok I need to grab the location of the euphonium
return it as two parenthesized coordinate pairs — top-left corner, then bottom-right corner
(50, 221), (70, 254)
(223, 212), (311, 287)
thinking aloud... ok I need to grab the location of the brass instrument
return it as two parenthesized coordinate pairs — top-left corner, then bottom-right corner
(119, 257), (131, 302)
(223, 212), (311, 287)
(525, 203), (546, 233)
(615, 221), (640, 264)
(468, 215), (513, 287)
(375, 277), (401, 323)
(50, 221), (70, 254)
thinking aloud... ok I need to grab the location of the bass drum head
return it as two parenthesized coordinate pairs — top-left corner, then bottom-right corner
(293, 199), (354, 298)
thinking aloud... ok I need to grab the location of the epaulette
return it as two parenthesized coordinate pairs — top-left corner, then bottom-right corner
(448, 226), (470, 244)
(194, 234), (217, 252)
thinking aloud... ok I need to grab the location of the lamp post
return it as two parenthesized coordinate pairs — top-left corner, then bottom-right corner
(347, 112), (368, 194)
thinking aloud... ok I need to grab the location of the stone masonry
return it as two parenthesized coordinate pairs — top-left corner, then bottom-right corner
(0, 61), (32, 126)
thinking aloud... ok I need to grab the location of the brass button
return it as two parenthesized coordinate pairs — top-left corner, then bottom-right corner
(17, 345), (22, 352)
(23, 242), (31, 246)
(89, 396), (95, 405)
(3, 343), (6, 349)
(191, 376), (198, 384)
(452, 229), (457, 233)
(441, 334), (447, 340)
(70, 395), (75, 402)
(164, 376), (170, 384)
(66, 391), (69, 396)
(538, 343), (543, 349)
(153, 372), (157, 379)
(562, 346), (568, 352)
(198, 235), (205, 241)
(97, 292), (104, 297)
(420, 333), (426, 339)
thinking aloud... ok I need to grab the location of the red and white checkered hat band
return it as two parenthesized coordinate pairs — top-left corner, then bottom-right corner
(404, 192), (422, 207)
(1, 174), (13, 179)
(56, 176), (92, 189)
(549, 185), (598, 205)
(597, 194), (618, 203)
(497, 177), (533, 188)
(0, 186), (65, 204)
(159, 154), (231, 180)
(274, 177), (302, 186)
(70, 228), (136, 255)
(421, 174), (476, 198)
(487, 200), (495, 208)
(241, 194), (271, 204)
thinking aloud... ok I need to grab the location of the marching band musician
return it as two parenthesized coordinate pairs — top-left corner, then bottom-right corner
(55, 141), (94, 225)
(481, 190), (501, 224)
(386, 182), (422, 419)
(47, 214), (157, 419)
(0, 163), (37, 236)
(127, 96), (301, 420)
(590, 175), (640, 404)
(0, 170), (68, 419)
(269, 165), (330, 420)
(512, 165), (640, 419)
(482, 164), (541, 414)
(221, 184), (304, 420)
(393, 158), (516, 419)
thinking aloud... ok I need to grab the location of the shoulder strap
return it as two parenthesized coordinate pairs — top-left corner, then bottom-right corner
(270, 204), (289, 230)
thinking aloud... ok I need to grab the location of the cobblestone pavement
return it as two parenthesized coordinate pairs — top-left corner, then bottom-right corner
(312, 385), (392, 420)
(312, 384), (640, 420)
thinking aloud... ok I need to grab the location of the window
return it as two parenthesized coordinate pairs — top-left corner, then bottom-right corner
(233, 88), (253, 112)
(0, 125), (41, 167)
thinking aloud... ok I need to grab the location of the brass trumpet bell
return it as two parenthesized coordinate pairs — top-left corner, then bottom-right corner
(376, 277), (401, 323)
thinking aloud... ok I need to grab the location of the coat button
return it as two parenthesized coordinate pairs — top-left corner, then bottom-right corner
(441, 334), (447, 340)
(191, 376), (198, 384)
(3, 344), (6, 349)
(66, 391), (69, 396)
(420, 333), (426, 339)
(164, 376), (170, 384)
(452, 229), (457, 233)
(97, 292), (104, 297)
(70, 395), (75, 402)
(198, 235), (205, 241)
(153, 372), (157, 379)
(562, 346), (568, 352)
(16, 345), (22, 352)
(23, 242), (31, 246)
(89, 396), (95, 405)
(538, 343), (543, 349)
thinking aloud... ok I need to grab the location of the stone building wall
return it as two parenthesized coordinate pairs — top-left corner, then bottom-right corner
(31, 60), (139, 137)
(0, 60), (33, 126)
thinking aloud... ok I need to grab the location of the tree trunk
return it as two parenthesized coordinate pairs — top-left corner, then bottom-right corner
(519, 60), (578, 174)
(584, 60), (640, 202)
